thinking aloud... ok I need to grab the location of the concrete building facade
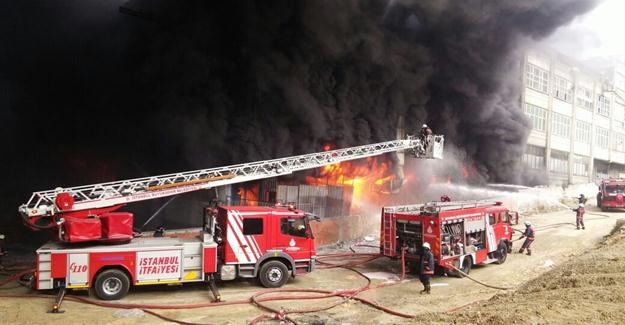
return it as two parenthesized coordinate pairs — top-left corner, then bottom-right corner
(522, 49), (625, 186)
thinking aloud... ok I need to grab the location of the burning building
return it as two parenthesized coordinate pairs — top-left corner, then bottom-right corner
(1, 0), (600, 241)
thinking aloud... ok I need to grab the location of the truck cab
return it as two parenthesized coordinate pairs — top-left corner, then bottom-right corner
(597, 178), (625, 211)
(213, 205), (316, 287)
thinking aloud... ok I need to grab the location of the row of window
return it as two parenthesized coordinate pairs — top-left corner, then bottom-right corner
(526, 63), (612, 116)
(524, 103), (625, 150)
(522, 145), (589, 176)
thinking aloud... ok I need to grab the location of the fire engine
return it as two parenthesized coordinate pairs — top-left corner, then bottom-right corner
(380, 200), (518, 276)
(18, 134), (444, 308)
(597, 178), (625, 211)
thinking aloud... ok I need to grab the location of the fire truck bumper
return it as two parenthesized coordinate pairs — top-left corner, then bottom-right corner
(603, 202), (625, 208)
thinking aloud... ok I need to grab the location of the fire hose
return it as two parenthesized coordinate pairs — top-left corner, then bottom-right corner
(0, 213), (614, 324)
(0, 251), (424, 324)
(448, 265), (513, 290)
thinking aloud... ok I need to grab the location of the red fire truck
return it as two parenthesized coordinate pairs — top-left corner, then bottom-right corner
(597, 178), (625, 211)
(18, 135), (444, 308)
(34, 205), (316, 301)
(380, 200), (517, 276)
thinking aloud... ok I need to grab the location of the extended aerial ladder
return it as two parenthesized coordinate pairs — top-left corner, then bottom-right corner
(19, 135), (444, 236)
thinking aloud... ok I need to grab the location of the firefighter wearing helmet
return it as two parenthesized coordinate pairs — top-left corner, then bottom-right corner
(418, 242), (435, 294)
(518, 221), (535, 256)
(419, 124), (433, 152)
(573, 203), (586, 230)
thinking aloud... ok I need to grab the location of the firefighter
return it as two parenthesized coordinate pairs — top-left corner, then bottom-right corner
(440, 195), (451, 202)
(451, 237), (464, 255)
(0, 234), (6, 269)
(420, 124), (433, 151)
(518, 221), (535, 256)
(153, 226), (165, 237)
(419, 242), (435, 294)
(573, 203), (586, 230)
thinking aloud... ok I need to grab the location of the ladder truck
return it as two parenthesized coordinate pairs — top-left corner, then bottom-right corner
(18, 134), (444, 309)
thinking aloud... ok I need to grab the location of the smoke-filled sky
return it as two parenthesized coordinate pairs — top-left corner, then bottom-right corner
(0, 0), (599, 227)
(546, 0), (625, 60)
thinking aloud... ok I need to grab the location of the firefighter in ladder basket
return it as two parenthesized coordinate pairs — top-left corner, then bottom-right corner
(419, 242), (435, 294)
(518, 221), (535, 256)
(420, 124), (433, 153)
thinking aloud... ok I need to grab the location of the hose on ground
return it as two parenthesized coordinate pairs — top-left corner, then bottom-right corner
(449, 265), (514, 290)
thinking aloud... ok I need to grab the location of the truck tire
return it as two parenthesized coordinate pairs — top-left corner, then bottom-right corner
(258, 260), (289, 288)
(459, 256), (472, 275)
(94, 269), (130, 300)
(495, 242), (508, 264)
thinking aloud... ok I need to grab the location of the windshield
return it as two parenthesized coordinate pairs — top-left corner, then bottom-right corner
(606, 185), (625, 194)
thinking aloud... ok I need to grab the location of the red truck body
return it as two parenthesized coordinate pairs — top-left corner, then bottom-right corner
(380, 201), (516, 275)
(597, 178), (625, 211)
(35, 205), (316, 300)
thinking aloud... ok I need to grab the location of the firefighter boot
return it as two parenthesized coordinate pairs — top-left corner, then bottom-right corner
(526, 248), (532, 256)
(425, 283), (431, 294)
(518, 248), (524, 254)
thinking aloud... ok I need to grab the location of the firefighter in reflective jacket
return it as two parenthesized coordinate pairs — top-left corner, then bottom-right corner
(573, 203), (586, 230)
(518, 221), (535, 256)
(419, 242), (435, 294)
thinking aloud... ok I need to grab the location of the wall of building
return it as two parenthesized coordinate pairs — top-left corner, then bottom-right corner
(522, 49), (625, 186)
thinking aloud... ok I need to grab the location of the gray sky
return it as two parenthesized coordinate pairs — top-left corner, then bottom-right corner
(545, 0), (625, 60)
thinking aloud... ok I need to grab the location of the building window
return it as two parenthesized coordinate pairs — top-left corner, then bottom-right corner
(596, 171), (609, 180)
(575, 120), (591, 144)
(522, 145), (545, 169)
(551, 112), (571, 138)
(526, 63), (549, 93)
(615, 120), (625, 130)
(524, 103), (547, 132)
(613, 132), (625, 152)
(597, 95), (611, 116)
(595, 127), (609, 149)
(573, 156), (589, 176)
(549, 157), (568, 173)
(576, 86), (593, 111)
(552, 75), (572, 102)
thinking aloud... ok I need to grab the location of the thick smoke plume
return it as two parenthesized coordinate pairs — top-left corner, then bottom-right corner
(130, 0), (598, 184)
(1, 1), (598, 230)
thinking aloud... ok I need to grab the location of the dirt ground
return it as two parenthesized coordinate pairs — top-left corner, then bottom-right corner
(1, 206), (625, 325)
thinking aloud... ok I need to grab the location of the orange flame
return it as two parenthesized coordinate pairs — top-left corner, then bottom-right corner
(237, 184), (259, 206)
(306, 156), (396, 213)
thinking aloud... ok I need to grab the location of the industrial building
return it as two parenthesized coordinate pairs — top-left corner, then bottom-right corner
(522, 48), (625, 185)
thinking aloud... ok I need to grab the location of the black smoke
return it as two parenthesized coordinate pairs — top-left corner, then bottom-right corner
(0, 0), (598, 232)
(126, 0), (598, 183)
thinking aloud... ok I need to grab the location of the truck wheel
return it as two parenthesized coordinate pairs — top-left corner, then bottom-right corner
(495, 242), (508, 264)
(94, 269), (130, 300)
(459, 256), (472, 275)
(258, 260), (289, 288)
